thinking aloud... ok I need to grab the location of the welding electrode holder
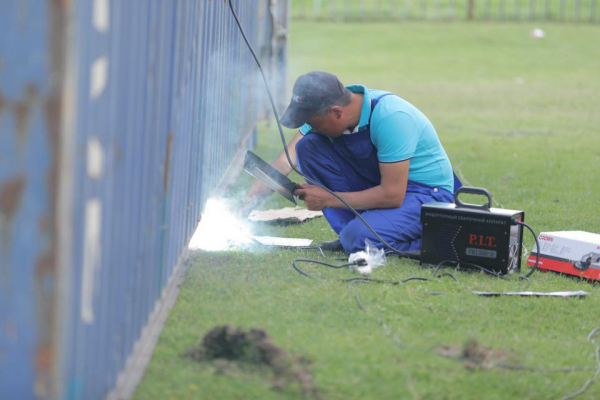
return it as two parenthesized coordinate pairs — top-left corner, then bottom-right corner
(454, 187), (492, 211)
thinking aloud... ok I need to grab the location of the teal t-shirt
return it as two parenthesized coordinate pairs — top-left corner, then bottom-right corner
(299, 84), (454, 192)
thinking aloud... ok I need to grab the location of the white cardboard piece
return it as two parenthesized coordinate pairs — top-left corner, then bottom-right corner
(248, 207), (323, 223)
(250, 235), (313, 247)
(473, 290), (589, 298)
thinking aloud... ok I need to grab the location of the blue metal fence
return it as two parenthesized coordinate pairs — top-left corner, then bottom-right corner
(0, 1), (289, 399)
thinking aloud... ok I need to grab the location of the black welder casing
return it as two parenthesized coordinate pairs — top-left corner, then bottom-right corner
(420, 187), (525, 275)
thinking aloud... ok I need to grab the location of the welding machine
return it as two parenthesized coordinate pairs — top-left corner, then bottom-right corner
(420, 187), (525, 275)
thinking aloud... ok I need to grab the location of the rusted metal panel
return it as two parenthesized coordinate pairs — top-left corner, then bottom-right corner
(0, 0), (69, 397)
(1, 0), (288, 399)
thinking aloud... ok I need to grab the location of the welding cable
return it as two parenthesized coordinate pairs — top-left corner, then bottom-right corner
(517, 221), (540, 278)
(344, 276), (432, 284)
(349, 280), (409, 350)
(430, 260), (465, 282)
(228, 0), (422, 260)
(432, 260), (505, 280)
(432, 272), (459, 283)
(432, 257), (535, 289)
(291, 258), (367, 280)
(299, 246), (326, 258)
(351, 281), (600, 385)
(319, 255), (451, 283)
(556, 327), (600, 400)
(292, 256), (457, 286)
(292, 257), (437, 285)
(430, 261), (535, 291)
(518, 275), (532, 290)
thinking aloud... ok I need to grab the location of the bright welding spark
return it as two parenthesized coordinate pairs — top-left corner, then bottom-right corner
(188, 198), (253, 251)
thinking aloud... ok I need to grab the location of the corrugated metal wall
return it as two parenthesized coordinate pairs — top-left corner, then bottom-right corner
(0, 1), (289, 399)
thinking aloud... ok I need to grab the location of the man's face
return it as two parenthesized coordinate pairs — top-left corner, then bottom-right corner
(307, 108), (345, 138)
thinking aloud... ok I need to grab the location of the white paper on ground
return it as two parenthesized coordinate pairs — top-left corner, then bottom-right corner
(473, 290), (589, 298)
(248, 207), (323, 223)
(250, 235), (313, 247)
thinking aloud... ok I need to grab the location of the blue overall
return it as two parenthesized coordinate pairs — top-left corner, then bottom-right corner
(296, 93), (461, 253)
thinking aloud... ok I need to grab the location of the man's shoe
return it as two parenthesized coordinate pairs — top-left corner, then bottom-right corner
(318, 239), (344, 252)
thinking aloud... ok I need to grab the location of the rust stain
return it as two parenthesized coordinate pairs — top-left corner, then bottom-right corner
(113, 142), (123, 162)
(36, 344), (53, 368)
(0, 176), (26, 284)
(44, 95), (61, 194)
(14, 84), (40, 152)
(34, 75), (63, 400)
(0, 91), (6, 113)
(0, 176), (26, 220)
(0, 83), (39, 153)
(163, 131), (174, 195)
(36, 252), (54, 276)
(35, 249), (56, 395)
(31, 0), (69, 396)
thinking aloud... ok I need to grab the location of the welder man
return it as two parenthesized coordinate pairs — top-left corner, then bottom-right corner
(244, 71), (460, 253)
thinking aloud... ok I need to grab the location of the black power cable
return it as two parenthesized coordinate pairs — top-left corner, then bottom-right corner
(518, 220), (540, 278)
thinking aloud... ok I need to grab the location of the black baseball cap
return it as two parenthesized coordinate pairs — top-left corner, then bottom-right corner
(279, 71), (346, 129)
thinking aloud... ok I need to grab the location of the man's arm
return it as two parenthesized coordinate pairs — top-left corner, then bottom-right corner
(295, 160), (410, 211)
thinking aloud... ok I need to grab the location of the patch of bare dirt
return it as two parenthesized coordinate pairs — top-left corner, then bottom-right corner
(436, 340), (511, 370)
(186, 324), (318, 398)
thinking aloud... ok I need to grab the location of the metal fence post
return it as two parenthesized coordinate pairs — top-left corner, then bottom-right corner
(467, 0), (475, 20)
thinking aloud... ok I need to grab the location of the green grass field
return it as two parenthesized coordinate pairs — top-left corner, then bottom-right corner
(292, 0), (599, 22)
(134, 21), (600, 400)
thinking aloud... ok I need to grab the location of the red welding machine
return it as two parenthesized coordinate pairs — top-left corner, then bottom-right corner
(420, 187), (525, 275)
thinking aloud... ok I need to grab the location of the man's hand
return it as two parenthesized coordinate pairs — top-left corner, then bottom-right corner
(294, 184), (333, 211)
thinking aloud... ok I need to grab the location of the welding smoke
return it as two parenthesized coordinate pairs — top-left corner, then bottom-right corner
(188, 197), (253, 251)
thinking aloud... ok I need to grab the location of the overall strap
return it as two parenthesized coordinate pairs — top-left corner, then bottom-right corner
(368, 93), (394, 125)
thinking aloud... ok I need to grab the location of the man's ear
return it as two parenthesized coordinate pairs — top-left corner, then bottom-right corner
(331, 106), (343, 119)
